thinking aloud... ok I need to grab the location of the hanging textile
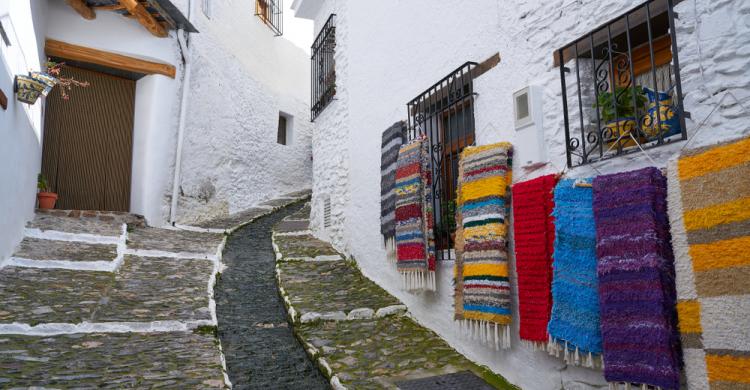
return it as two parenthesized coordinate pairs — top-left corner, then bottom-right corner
(394, 138), (436, 291)
(547, 178), (602, 367)
(455, 142), (513, 350)
(593, 167), (680, 389)
(512, 174), (557, 350)
(381, 121), (406, 261)
(667, 136), (750, 390)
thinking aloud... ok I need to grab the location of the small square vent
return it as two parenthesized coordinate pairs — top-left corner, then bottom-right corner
(323, 196), (332, 229)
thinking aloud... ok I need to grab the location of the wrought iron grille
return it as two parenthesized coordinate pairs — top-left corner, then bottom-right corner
(311, 14), (336, 121)
(557, 0), (687, 168)
(255, 0), (283, 36)
(407, 62), (478, 261)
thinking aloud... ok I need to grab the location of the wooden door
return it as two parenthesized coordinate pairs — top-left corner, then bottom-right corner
(41, 66), (135, 211)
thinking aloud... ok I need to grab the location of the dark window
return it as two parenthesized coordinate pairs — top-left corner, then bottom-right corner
(310, 14), (336, 121)
(277, 114), (288, 145)
(407, 62), (477, 261)
(255, 0), (283, 36)
(557, 0), (687, 168)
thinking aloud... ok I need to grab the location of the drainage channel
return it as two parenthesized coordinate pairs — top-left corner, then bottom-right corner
(215, 203), (329, 389)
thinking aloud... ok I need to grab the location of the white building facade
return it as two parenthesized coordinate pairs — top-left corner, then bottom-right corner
(293, 0), (750, 388)
(0, 0), (311, 259)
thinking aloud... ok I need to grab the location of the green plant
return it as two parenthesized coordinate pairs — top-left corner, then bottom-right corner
(37, 173), (49, 192)
(594, 86), (647, 123)
(440, 199), (457, 235)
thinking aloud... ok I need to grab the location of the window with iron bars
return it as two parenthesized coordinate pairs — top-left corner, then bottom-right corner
(407, 62), (478, 261)
(255, 0), (283, 36)
(310, 14), (336, 121)
(557, 0), (687, 168)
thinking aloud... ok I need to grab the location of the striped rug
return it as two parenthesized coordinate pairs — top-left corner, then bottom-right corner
(668, 136), (750, 390)
(547, 178), (603, 368)
(394, 138), (436, 291)
(455, 142), (513, 350)
(512, 174), (557, 350)
(381, 121), (406, 261)
(593, 167), (680, 389)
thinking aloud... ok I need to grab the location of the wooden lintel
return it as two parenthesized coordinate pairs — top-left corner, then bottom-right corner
(65, 0), (96, 20)
(91, 4), (126, 11)
(120, 0), (168, 38)
(45, 39), (176, 79)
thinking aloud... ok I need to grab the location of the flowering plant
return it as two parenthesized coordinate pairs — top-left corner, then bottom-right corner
(46, 59), (90, 100)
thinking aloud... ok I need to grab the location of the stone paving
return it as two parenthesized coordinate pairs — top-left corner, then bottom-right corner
(0, 331), (225, 388)
(272, 205), (516, 389)
(14, 237), (117, 261)
(195, 189), (313, 231)
(215, 202), (328, 389)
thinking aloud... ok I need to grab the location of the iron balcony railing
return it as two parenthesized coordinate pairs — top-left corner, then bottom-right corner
(255, 0), (283, 36)
(311, 14), (336, 121)
(407, 61), (478, 261)
(557, 0), (687, 168)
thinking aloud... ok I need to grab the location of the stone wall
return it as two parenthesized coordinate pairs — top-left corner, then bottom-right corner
(174, 0), (313, 225)
(298, 0), (750, 388)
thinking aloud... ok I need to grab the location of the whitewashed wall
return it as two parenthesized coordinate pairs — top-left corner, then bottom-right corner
(297, 0), (750, 388)
(0, 0), (47, 261)
(44, 0), (183, 226)
(174, 0), (313, 225)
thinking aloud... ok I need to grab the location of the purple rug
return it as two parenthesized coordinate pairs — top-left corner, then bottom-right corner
(592, 167), (681, 390)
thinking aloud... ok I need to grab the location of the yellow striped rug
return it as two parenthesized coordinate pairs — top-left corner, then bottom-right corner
(667, 136), (750, 389)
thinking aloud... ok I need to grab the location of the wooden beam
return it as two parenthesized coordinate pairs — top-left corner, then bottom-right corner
(120, 0), (168, 38)
(45, 39), (176, 78)
(65, 0), (96, 20)
(91, 4), (126, 11)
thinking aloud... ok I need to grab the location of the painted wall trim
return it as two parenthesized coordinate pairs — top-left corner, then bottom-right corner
(45, 39), (176, 78)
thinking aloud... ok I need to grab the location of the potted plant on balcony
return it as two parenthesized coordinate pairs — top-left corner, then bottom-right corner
(594, 86), (647, 148)
(37, 174), (58, 210)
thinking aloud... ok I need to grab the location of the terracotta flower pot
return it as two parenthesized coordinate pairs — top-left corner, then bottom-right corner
(37, 192), (58, 209)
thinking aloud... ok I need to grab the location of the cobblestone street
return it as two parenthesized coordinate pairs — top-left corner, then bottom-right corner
(0, 190), (514, 388)
(215, 202), (328, 389)
(0, 191), (310, 388)
(273, 204), (515, 389)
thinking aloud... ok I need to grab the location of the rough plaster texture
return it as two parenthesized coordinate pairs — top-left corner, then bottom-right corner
(299, 0), (750, 388)
(305, 0), (352, 252)
(175, 0), (313, 225)
(0, 0), (46, 261)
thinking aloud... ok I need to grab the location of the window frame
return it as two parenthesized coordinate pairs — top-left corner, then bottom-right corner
(556, 0), (687, 168)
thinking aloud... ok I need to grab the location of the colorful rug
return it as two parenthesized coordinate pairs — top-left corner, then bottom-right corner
(394, 138), (436, 291)
(593, 167), (680, 389)
(454, 142), (513, 350)
(547, 178), (602, 367)
(381, 121), (406, 261)
(512, 174), (557, 349)
(668, 136), (750, 390)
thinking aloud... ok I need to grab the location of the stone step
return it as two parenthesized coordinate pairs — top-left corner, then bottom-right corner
(125, 227), (224, 259)
(0, 331), (225, 388)
(297, 315), (512, 389)
(11, 237), (118, 266)
(0, 255), (214, 326)
(27, 212), (125, 238)
(277, 260), (401, 322)
(273, 234), (342, 261)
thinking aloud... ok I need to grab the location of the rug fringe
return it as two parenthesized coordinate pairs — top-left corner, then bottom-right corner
(399, 270), (436, 292)
(547, 335), (602, 369)
(384, 237), (397, 263)
(608, 382), (663, 390)
(456, 319), (511, 350)
(520, 339), (548, 352)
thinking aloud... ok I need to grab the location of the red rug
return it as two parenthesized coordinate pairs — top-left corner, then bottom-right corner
(512, 174), (557, 344)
